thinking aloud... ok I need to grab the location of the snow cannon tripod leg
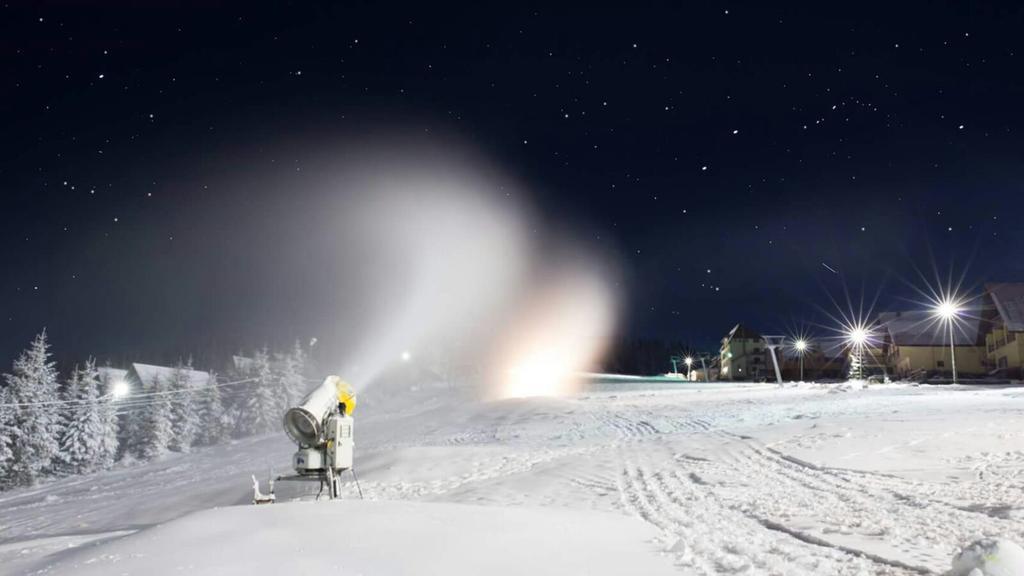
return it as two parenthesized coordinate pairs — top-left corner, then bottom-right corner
(324, 467), (341, 499)
(350, 468), (364, 500)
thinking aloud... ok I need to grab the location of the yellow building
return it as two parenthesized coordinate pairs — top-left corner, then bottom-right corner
(877, 311), (987, 380)
(982, 283), (1024, 378)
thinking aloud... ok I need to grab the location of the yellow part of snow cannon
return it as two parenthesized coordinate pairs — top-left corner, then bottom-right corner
(336, 379), (357, 416)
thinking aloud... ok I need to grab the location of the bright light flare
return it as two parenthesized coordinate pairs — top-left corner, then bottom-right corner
(794, 339), (808, 352)
(846, 326), (869, 347)
(111, 379), (130, 399)
(506, 352), (577, 399)
(684, 356), (693, 366)
(495, 268), (617, 399)
(934, 299), (962, 321)
(400, 350), (411, 362)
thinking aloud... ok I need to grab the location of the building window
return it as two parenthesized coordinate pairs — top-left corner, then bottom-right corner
(937, 360), (945, 368)
(1009, 332), (1017, 343)
(999, 357), (1009, 369)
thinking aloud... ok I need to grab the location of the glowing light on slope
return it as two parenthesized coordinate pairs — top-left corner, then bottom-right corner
(496, 268), (617, 399)
(111, 379), (130, 399)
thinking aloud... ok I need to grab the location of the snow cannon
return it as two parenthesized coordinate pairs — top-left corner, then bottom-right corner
(280, 376), (358, 499)
(951, 539), (1024, 576)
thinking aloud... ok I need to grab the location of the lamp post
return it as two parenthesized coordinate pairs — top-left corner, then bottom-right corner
(684, 356), (693, 380)
(934, 299), (960, 384)
(110, 379), (130, 399)
(847, 327), (868, 380)
(794, 339), (808, 382)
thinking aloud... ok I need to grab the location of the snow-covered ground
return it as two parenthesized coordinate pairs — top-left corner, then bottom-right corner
(3, 381), (1024, 575)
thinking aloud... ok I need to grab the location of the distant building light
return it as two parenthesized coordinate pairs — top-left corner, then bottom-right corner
(111, 380), (130, 399)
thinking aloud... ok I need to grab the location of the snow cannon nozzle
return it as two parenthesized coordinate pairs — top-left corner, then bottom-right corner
(282, 376), (356, 446)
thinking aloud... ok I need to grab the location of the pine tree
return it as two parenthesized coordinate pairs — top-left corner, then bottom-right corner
(118, 394), (142, 462)
(194, 371), (225, 446)
(236, 349), (279, 436)
(223, 355), (251, 438)
(0, 387), (16, 485)
(167, 360), (198, 453)
(279, 340), (309, 407)
(54, 361), (105, 475)
(2, 331), (61, 486)
(135, 375), (173, 460)
(95, 371), (119, 469)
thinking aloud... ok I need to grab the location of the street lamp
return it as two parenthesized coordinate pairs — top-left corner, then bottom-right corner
(933, 299), (961, 384)
(684, 356), (693, 380)
(794, 339), (808, 382)
(846, 326), (870, 380)
(847, 327), (867, 346)
(110, 379), (130, 399)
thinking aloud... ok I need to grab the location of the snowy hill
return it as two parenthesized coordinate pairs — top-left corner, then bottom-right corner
(41, 500), (677, 576)
(4, 381), (1024, 575)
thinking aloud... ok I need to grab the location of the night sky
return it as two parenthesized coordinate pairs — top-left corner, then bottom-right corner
(3, 2), (1024, 367)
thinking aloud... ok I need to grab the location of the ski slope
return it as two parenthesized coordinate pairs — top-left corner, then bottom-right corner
(3, 381), (1024, 575)
(37, 500), (678, 576)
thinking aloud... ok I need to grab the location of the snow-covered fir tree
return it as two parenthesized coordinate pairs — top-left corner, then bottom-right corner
(113, 369), (141, 461)
(167, 360), (199, 453)
(236, 349), (279, 436)
(118, 393), (141, 462)
(54, 360), (105, 475)
(0, 387), (15, 485)
(193, 371), (225, 446)
(2, 331), (61, 486)
(222, 356), (251, 437)
(275, 340), (308, 411)
(95, 371), (120, 469)
(848, 348), (865, 380)
(134, 374), (173, 460)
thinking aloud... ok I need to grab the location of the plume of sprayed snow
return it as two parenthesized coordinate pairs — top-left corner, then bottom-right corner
(317, 145), (620, 397)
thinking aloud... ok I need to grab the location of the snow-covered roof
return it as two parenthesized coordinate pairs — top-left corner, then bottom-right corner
(724, 323), (761, 342)
(986, 283), (1024, 332)
(130, 363), (211, 389)
(96, 367), (128, 382)
(232, 354), (285, 372)
(877, 310), (982, 347)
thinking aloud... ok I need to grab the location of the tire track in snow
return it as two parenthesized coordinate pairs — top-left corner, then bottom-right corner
(616, 447), (908, 575)
(587, 407), (1015, 574)
(676, 428), (1024, 573)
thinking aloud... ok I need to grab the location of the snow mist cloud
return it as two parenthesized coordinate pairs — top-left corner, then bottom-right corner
(313, 139), (619, 397)
(490, 262), (618, 398)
